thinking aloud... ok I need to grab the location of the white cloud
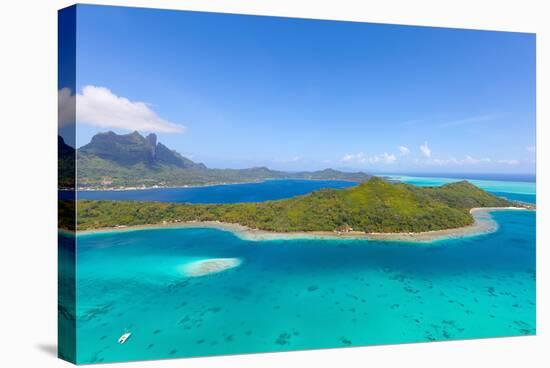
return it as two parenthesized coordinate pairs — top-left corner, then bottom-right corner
(69, 85), (185, 133)
(420, 142), (431, 158)
(341, 152), (366, 163)
(369, 152), (397, 164)
(423, 158), (455, 166)
(341, 152), (396, 165)
(464, 155), (491, 164)
(398, 146), (410, 156)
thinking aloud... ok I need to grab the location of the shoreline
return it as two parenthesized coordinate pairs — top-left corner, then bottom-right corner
(73, 178), (363, 192)
(77, 206), (532, 243)
(74, 179), (266, 192)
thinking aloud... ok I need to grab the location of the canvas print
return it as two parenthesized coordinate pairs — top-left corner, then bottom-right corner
(58, 4), (536, 365)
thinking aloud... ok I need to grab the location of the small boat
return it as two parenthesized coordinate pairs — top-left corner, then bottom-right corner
(118, 332), (131, 344)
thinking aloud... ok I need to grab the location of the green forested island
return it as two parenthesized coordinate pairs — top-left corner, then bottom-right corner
(76, 178), (515, 233)
(73, 131), (370, 188)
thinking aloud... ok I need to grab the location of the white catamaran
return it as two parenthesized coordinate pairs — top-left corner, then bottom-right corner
(118, 332), (131, 344)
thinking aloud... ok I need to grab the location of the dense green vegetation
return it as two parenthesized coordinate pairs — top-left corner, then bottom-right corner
(59, 199), (76, 231)
(76, 178), (513, 233)
(76, 131), (370, 188)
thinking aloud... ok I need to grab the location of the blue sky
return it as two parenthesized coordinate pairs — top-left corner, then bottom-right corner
(66, 4), (536, 174)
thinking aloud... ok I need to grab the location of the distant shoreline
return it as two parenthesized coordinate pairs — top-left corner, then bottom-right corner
(73, 177), (361, 192)
(76, 207), (532, 243)
(75, 180), (264, 192)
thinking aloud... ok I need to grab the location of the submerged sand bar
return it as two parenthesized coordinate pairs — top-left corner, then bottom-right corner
(79, 207), (532, 243)
(183, 258), (242, 277)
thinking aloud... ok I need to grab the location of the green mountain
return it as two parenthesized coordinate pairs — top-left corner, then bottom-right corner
(76, 131), (370, 188)
(79, 131), (204, 169)
(76, 177), (513, 233)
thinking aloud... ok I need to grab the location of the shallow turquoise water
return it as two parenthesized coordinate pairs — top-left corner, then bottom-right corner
(386, 175), (536, 203)
(71, 210), (536, 364)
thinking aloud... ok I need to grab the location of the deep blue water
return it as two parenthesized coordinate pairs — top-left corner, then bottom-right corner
(76, 179), (356, 203)
(74, 175), (536, 205)
(491, 191), (536, 204)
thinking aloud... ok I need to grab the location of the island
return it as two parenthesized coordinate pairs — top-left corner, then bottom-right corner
(66, 131), (371, 189)
(75, 177), (532, 241)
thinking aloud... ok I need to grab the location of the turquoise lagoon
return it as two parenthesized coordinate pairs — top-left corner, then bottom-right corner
(385, 174), (536, 204)
(68, 176), (536, 364)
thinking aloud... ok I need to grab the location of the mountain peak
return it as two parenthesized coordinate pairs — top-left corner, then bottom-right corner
(76, 131), (371, 189)
(79, 131), (204, 169)
(146, 133), (157, 146)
